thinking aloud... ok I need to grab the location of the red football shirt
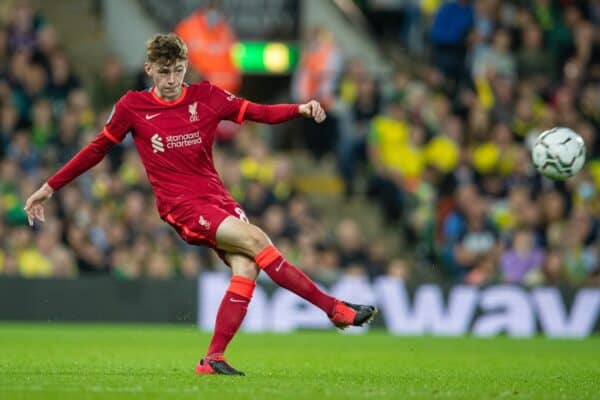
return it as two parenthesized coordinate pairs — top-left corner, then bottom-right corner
(48, 81), (300, 217)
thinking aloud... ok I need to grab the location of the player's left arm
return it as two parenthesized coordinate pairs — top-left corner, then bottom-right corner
(208, 83), (326, 125)
(244, 100), (326, 124)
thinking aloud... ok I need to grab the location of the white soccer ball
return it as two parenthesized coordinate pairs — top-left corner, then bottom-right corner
(531, 127), (586, 180)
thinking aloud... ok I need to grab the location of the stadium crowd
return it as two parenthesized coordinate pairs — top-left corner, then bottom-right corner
(0, 1), (599, 286)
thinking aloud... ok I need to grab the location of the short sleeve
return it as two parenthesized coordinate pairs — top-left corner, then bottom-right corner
(103, 94), (132, 143)
(207, 83), (248, 123)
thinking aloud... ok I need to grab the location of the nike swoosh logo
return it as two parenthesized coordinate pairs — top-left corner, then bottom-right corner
(145, 113), (161, 120)
(275, 260), (285, 272)
(230, 298), (247, 303)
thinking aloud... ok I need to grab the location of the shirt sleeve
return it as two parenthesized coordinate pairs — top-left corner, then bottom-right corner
(47, 132), (115, 191)
(207, 82), (300, 124)
(103, 94), (132, 143)
(243, 102), (300, 124)
(46, 95), (132, 191)
(206, 83), (248, 123)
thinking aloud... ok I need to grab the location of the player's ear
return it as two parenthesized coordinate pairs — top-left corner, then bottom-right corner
(144, 62), (152, 76)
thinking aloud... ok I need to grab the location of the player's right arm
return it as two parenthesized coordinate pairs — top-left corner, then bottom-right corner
(24, 95), (132, 226)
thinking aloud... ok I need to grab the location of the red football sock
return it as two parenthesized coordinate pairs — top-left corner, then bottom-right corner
(255, 245), (336, 316)
(206, 275), (255, 358)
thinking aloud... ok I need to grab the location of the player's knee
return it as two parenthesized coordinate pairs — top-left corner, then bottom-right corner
(242, 226), (271, 255)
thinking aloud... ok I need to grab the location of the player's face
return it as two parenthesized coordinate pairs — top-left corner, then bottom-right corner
(145, 60), (187, 100)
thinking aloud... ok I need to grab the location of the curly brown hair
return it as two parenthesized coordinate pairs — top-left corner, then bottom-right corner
(145, 33), (188, 65)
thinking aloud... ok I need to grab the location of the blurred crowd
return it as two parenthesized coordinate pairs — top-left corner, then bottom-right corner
(338, 0), (600, 284)
(0, 1), (599, 286)
(294, 0), (600, 286)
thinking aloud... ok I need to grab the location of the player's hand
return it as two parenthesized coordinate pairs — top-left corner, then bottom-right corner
(23, 182), (54, 227)
(299, 100), (326, 123)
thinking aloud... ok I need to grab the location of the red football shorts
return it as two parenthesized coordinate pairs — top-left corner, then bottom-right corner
(163, 199), (249, 250)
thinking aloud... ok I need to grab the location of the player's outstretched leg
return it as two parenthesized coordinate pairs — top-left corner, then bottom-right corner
(254, 245), (378, 329)
(196, 267), (255, 376)
(216, 217), (378, 330)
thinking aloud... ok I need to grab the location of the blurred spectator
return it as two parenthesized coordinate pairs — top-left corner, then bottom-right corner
(561, 206), (599, 284)
(1, 159), (28, 226)
(8, 48), (30, 87)
(541, 250), (564, 284)
(241, 180), (276, 220)
(67, 88), (94, 130)
(66, 223), (106, 275)
(0, 28), (9, 72)
(472, 0), (497, 50)
(180, 251), (203, 279)
(239, 136), (275, 185)
(47, 51), (81, 113)
(55, 111), (81, 162)
(335, 57), (368, 106)
(111, 246), (141, 279)
(335, 218), (369, 271)
(424, 115), (461, 174)
(386, 258), (411, 281)
(7, 0), (43, 53)
(292, 26), (342, 159)
(500, 227), (544, 284)
(6, 130), (40, 174)
(146, 251), (174, 279)
(541, 189), (567, 249)
(30, 98), (55, 149)
(271, 157), (296, 204)
(92, 55), (130, 110)
(32, 24), (59, 71)
(472, 28), (516, 80)
(404, 165), (438, 264)
(316, 243), (342, 283)
(262, 205), (290, 240)
(365, 99), (410, 223)
(365, 240), (389, 278)
(429, 0), (474, 90)
(175, 1), (240, 93)
(12, 61), (48, 122)
(0, 252), (19, 276)
(447, 191), (502, 282)
(516, 22), (554, 88)
(293, 26), (342, 111)
(336, 68), (382, 197)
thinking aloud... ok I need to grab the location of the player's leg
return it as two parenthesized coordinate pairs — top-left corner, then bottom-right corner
(206, 252), (258, 358)
(196, 253), (258, 376)
(215, 216), (377, 328)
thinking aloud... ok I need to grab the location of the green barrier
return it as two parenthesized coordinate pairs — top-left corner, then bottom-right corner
(0, 278), (196, 323)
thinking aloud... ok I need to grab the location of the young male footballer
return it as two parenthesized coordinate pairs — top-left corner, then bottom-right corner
(24, 33), (377, 376)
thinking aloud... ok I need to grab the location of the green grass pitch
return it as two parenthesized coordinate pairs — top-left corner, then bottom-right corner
(0, 323), (598, 400)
